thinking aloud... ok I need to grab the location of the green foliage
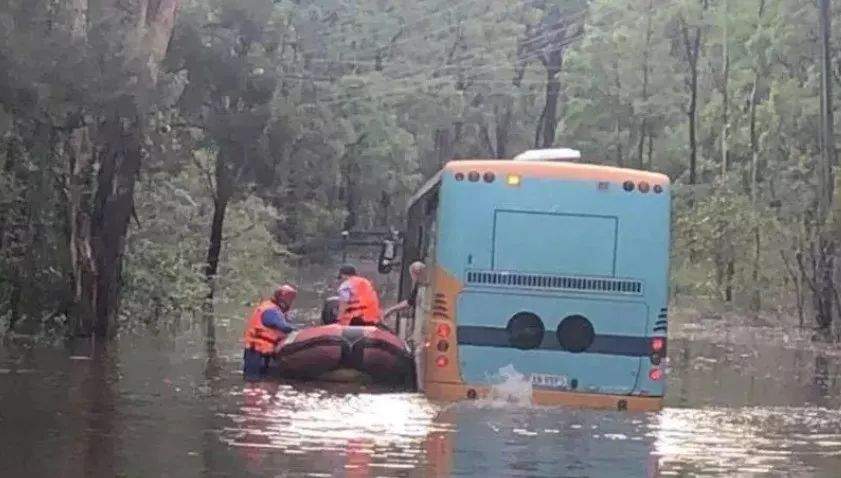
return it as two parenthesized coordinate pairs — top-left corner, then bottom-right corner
(673, 183), (766, 300)
(212, 195), (292, 315)
(3, 0), (841, 336)
(121, 163), (291, 331)
(121, 171), (209, 332)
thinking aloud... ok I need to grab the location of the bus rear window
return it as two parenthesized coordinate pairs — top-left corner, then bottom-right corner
(492, 211), (617, 276)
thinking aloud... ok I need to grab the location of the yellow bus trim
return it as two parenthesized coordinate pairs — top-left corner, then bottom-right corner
(424, 382), (663, 412)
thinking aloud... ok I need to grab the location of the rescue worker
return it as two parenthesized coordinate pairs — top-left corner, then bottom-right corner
(383, 261), (426, 319)
(242, 284), (298, 380)
(336, 264), (382, 326)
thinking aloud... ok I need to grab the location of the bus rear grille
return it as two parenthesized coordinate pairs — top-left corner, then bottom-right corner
(465, 270), (643, 295)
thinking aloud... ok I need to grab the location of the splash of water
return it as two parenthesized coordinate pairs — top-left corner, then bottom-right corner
(484, 364), (533, 406)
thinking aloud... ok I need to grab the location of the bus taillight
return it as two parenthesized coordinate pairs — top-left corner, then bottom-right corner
(436, 323), (451, 338)
(651, 337), (665, 353)
(650, 337), (667, 365)
(648, 368), (663, 381)
(436, 356), (449, 368)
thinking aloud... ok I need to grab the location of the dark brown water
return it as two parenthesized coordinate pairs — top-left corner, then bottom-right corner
(1, 322), (840, 477)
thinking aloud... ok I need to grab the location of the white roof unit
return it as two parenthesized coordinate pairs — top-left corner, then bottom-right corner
(512, 148), (581, 162)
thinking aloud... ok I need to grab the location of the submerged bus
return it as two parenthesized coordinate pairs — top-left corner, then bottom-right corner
(387, 148), (670, 411)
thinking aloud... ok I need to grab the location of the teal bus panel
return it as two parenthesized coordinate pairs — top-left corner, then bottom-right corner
(493, 210), (617, 276)
(434, 165), (670, 397)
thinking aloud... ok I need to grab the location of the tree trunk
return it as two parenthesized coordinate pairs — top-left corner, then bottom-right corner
(68, 0), (88, 40)
(71, 113), (143, 338)
(819, 0), (836, 219)
(534, 105), (546, 148)
(67, 0), (181, 338)
(8, 270), (22, 332)
(636, 124), (647, 170)
(202, 193), (227, 345)
(614, 118), (624, 167)
(813, 238), (835, 333)
(687, 56), (699, 185)
(637, 0), (654, 170)
(495, 102), (513, 158)
(679, 18), (701, 185)
(749, 75), (762, 310)
(67, 126), (97, 336)
(204, 198), (229, 299)
(203, 143), (240, 346)
(376, 191), (391, 227)
(721, 0), (730, 176)
(343, 164), (358, 232)
(814, 0), (837, 335)
(432, 128), (451, 177)
(725, 259), (735, 302)
(340, 134), (367, 232)
(541, 67), (561, 148)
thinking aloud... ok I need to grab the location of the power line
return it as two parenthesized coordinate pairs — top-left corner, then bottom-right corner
(302, 35), (586, 107)
(276, 0), (673, 107)
(292, 0), (554, 67)
(291, 0), (489, 62)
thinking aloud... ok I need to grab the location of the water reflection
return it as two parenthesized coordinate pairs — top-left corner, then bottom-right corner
(219, 382), (447, 476)
(653, 406), (841, 476)
(2, 328), (841, 477)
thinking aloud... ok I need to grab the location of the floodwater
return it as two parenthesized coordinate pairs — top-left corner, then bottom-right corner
(1, 320), (840, 477)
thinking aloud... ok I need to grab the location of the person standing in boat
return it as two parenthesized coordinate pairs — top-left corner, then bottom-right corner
(336, 264), (383, 326)
(383, 261), (426, 320)
(242, 284), (298, 380)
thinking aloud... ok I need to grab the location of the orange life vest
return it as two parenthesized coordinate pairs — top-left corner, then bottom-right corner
(338, 276), (382, 325)
(243, 300), (285, 354)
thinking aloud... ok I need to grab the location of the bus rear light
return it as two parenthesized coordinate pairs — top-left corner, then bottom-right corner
(638, 181), (650, 193)
(650, 337), (667, 365)
(650, 337), (665, 353)
(653, 184), (663, 194)
(436, 356), (449, 368)
(468, 171), (480, 182)
(623, 180), (634, 192)
(436, 323), (451, 338)
(483, 172), (495, 183)
(455, 172), (465, 181)
(506, 174), (521, 186)
(436, 340), (449, 352)
(648, 368), (663, 381)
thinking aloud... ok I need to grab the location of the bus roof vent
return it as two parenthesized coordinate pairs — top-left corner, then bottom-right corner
(513, 148), (581, 162)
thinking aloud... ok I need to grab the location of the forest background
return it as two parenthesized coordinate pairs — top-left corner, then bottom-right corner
(2, 0), (841, 343)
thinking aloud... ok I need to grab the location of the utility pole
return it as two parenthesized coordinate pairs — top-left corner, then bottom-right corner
(813, 0), (837, 334)
(721, 0), (729, 177)
(819, 0), (836, 220)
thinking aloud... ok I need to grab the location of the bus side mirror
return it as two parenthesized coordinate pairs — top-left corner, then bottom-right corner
(378, 239), (396, 274)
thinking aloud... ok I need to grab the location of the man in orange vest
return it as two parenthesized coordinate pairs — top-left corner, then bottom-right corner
(336, 264), (382, 326)
(242, 284), (298, 380)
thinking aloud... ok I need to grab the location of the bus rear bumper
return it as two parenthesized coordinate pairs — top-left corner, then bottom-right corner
(424, 382), (663, 412)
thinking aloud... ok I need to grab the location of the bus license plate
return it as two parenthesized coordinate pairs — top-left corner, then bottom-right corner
(531, 373), (569, 389)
